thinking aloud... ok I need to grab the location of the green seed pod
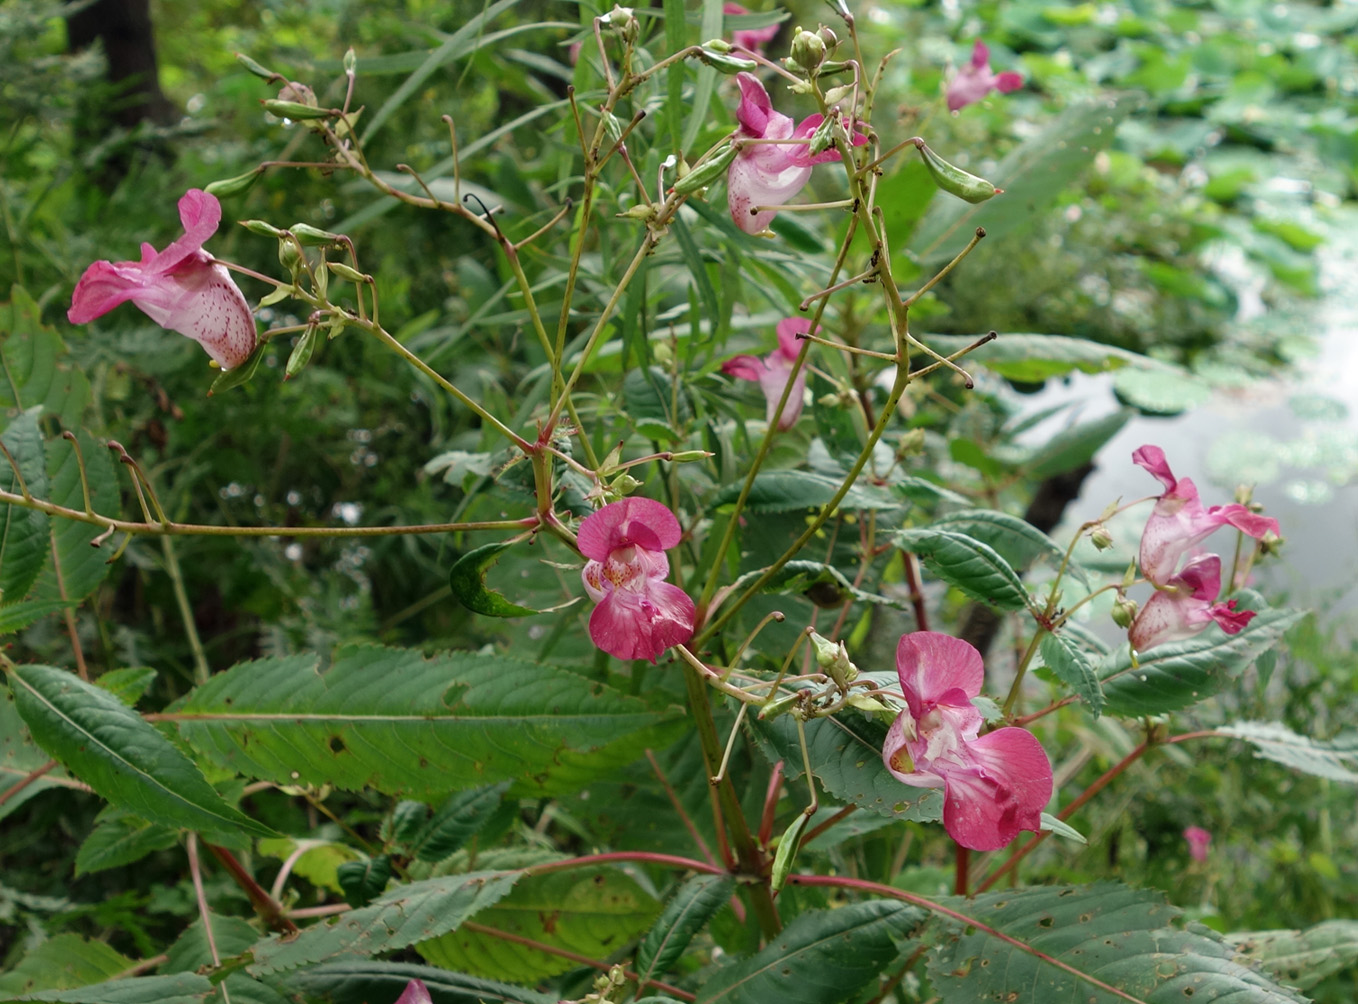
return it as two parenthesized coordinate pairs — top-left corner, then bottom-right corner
(240, 219), (285, 238)
(914, 139), (1000, 204)
(757, 690), (800, 721)
(696, 46), (758, 74)
(326, 261), (370, 283)
(262, 99), (335, 121)
(285, 324), (322, 380)
(289, 223), (346, 247)
(770, 812), (810, 893)
(204, 170), (262, 197)
(670, 143), (740, 195)
(236, 52), (277, 80)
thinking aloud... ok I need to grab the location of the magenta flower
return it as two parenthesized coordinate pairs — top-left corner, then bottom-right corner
(723, 3), (780, 55)
(946, 40), (1023, 113)
(1184, 825), (1212, 863)
(68, 189), (257, 370)
(1129, 553), (1255, 652)
(727, 72), (864, 235)
(394, 980), (432, 1004)
(579, 497), (695, 662)
(882, 632), (1052, 851)
(721, 317), (812, 429)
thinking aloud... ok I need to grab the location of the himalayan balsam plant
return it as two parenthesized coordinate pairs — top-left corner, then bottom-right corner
(0, 3), (1341, 1003)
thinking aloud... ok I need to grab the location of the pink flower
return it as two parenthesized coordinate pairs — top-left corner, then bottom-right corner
(1128, 554), (1255, 652)
(882, 632), (1052, 851)
(68, 189), (257, 370)
(579, 498), (695, 662)
(721, 317), (812, 429)
(723, 3), (780, 55)
(394, 980), (432, 1004)
(946, 40), (1023, 113)
(727, 72), (865, 235)
(1184, 825), (1212, 863)
(1133, 445), (1279, 587)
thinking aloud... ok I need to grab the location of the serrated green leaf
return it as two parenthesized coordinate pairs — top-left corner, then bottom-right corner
(247, 870), (518, 976)
(896, 528), (1031, 611)
(0, 287), (92, 427)
(636, 875), (733, 985)
(1214, 721), (1358, 783)
(338, 855), (392, 907)
(449, 542), (541, 617)
(930, 508), (1086, 586)
(207, 976), (288, 1004)
(163, 914), (262, 973)
(1025, 409), (1132, 479)
(1, 409), (50, 604)
(753, 712), (941, 824)
(418, 866), (659, 982)
(408, 781), (510, 862)
(94, 667), (158, 707)
(3, 973), (212, 1004)
(6, 663), (274, 839)
(290, 960), (557, 1004)
(1228, 920), (1358, 991)
(32, 430), (121, 605)
(74, 808), (179, 875)
(1040, 631), (1104, 715)
(0, 935), (134, 997)
(698, 901), (925, 1004)
(926, 333), (1179, 384)
(1101, 608), (1304, 716)
(173, 646), (683, 799)
(722, 560), (902, 610)
(0, 600), (72, 635)
(0, 682), (79, 821)
(709, 471), (901, 514)
(927, 882), (1307, 1003)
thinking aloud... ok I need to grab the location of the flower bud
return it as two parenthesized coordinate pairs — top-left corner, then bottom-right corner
(277, 237), (305, 276)
(808, 630), (857, 689)
(818, 26), (839, 51)
(278, 81), (318, 108)
(1089, 526), (1114, 551)
(1111, 596), (1138, 629)
(789, 28), (826, 72)
(599, 5), (638, 42)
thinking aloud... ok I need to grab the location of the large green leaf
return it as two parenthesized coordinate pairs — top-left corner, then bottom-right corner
(636, 875), (734, 986)
(247, 871), (518, 976)
(32, 430), (120, 605)
(6, 663), (273, 839)
(1228, 920), (1358, 992)
(288, 961), (557, 1004)
(0, 935), (134, 997)
(928, 508), (1084, 585)
(2, 974), (212, 1004)
(173, 646), (683, 798)
(753, 711), (941, 824)
(0, 287), (92, 428)
(1025, 410), (1132, 479)
(0, 409), (50, 605)
(1040, 631), (1104, 716)
(925, 333), (1182, 385)
(417, 867), (660, 982)
(1100, 608), (1305, 716)
(0, 680), (80, 821)
(895, 528), (1032, 611)
(405, 782), (511, 862)
(1214, 721), (1358, 783)
(709, 471), (902, 513)
(698, 900), (924, 1004)
(927, 883), (1307, 1003)
(74, 808), (179, 875)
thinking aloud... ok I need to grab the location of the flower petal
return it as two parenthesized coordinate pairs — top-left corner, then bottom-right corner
(895, 632), (984, 717)
(155, 189), (224, 273)
(578, 497), (684, 560)
(727, 149), (812, 234)
(394, 979), (434, 1004)
(937, 727), (1051, 851)
(588, 579), (695, 662)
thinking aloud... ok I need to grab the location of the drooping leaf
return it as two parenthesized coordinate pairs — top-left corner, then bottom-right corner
(7, 663), (274, 839)
(32, 430), (121, 605)
(926, 333), (1181, 385)
(0, 600), (73, 636)
(698, 900), (925, 1004)
(753, 711), (941, 824)
(74, 808), (179, 876)
(896, 528), (1031, 611)
(0, 935), (134, 997)
(1040, 631), (1105, 715)
(3, 973), (212, 1004)
(1227, 920), (1358, 991)
(709, 471), (902, 514)
(288, 960), (557, 1004)
(406, 782), (511, 862)
(247, 871), (518, 976)
(1100, 608), (1305, 716)
(449, 541), (542, 617)
(1, 409), (50, 605)
(417, 867), (660, 982)
(1214, 721), (1358, 783)
(929, 509), (1086, 586)
(927, 882), (1308, 1003)
(1024, 409), (1132, 479)
(636, 875), (734, 986)
(173, 646), (683, 799)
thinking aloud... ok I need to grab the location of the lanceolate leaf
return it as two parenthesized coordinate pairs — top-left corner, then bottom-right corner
(896, 528), (1031, 611)
(1214, 721), (1358, 783)
(407, 782), (511, 862)
(926, 333), (1182, 385)
(1100, 608), (1304, 716)
(721, 560), (902, 609)
(1025, 409), (1132, 479)
(4, 973), (212, 1004)
(0, 934), (133, 997)
(247, 871), (519, 976)
(753, 712), (941, 824)
(927, 882), (1307, 1004)
(6, 664), (273, 839)
(698, 901), (925, 1004)
(1040, 631), (1105, 716)
(930, 508), (1087, 587)
(74, 809), (179, 876)
(1, 409), (50, 605)
(1228, 920), (1358, 992)
(636, 875), (734, 986)
(0, 600), (72, 636)
(709, 470), (901, 514)
(33, 430), (120, 605)
(172, 646), (683, 798)
(0, 681), (80, 821)
(289, 960), (557, 1004)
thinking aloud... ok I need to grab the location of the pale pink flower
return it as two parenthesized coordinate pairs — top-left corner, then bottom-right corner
(579, 498), (695, 662)
(723, 3), (780, 55)
(394, 980), (432, 1004)
(1133, 446), (1278, 586)
(68, 189), (257, 370)
(947, 40), (1023, 113)
(727, 72), (865, 235)
(882, 632), (1052, 851)
(1184, 825), (1212, 863)
(1129, 553), (1255, 652)
(721, 317), (812, 429)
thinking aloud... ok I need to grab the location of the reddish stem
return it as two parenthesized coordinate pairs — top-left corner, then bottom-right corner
(758, 761), (785, 848)
(954, 843), (970, 896)
(205, 843), (299, 934)
(801, 804), (857, 845)
(647, 748), (719, 867)
(0, 760), (57, 810)
(900, 550), (930, 631)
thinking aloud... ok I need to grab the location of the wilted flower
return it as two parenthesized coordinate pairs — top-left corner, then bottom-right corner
(1129, 553), (1255, 652)
(394, 980), (432, 1004)
(946, 40), (1023, 113)
(579, 497), (695, 662)
(882, 632), (1052, 851)
(721, 317), (813, 429)
(68, 189), (257, 370)
(1184, 825), (1212, 863)
(723, 3), (780, 55)
(727, 72), (865, 235)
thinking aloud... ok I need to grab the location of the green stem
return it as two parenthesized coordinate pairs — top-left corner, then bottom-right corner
(161, 536), (210, 685)
(1001, 627), (1047, 719)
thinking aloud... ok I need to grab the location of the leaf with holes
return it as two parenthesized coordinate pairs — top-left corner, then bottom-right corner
(1227, 920), (1358, 991)
(927, 882), (1307, 1003)
(698, 900), (924, 1004)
